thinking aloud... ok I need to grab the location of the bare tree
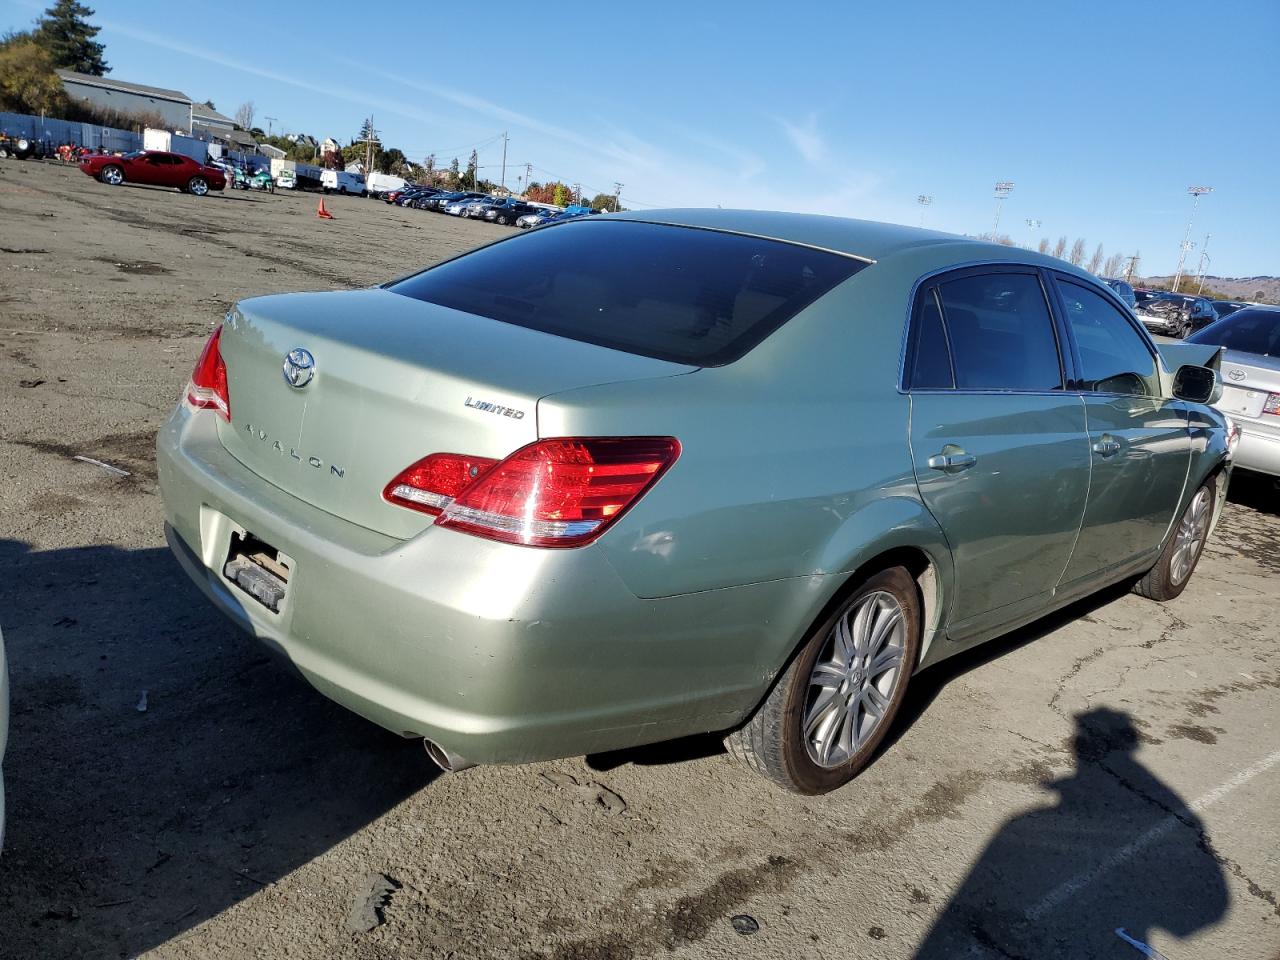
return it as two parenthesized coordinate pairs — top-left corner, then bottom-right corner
(1037, 237), (1051, 254)
(234, 100), (255, 131)
(1102, 252), (1123, 277)
(1053, 236), (1068, 259)
(1068, 238), (1087, 266)
(1087, 243), (1105, 275)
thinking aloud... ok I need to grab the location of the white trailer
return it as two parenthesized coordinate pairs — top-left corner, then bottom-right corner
(142, 128), (208, 163)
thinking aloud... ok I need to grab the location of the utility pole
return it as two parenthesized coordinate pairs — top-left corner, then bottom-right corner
(991, 181), (1014, 240)
(1124, 254), (1140, 284)
(1195, 234), (1211, 294)
(500, 132), (508, 191)
(361, 116), (377, 176)
(572, 183), (581, 204)
(916, 194), (932, 227)
(613, 181), (623, 212)
(264, 116), (279, 138)
(1173, 186), (1212, 293)
(524, 163), (532, 195)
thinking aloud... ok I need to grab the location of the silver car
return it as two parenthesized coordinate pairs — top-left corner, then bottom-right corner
(1189, 306), (1280, 476)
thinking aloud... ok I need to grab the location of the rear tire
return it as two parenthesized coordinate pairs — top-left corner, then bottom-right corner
(725, 567), (921, 794)
(100, 164), (124, 186)
(1134, 476), (1216, 601)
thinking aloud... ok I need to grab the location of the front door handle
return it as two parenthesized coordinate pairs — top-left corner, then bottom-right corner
(1092, 436), (1122, 458)
(927, 451), (977, 472)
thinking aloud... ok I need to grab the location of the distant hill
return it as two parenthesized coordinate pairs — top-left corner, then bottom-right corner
(1139, 275), (1280, 304)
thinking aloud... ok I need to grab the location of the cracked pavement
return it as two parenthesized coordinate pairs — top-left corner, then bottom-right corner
(1, 161), (1277, 959)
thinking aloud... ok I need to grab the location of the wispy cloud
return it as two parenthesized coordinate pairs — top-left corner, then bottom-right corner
(94, 19), (448, 133)
(336, 59), (655, 169)
(778, 114), (828, 166)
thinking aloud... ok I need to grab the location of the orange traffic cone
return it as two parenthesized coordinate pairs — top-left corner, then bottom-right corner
(317, 197), (334, 220)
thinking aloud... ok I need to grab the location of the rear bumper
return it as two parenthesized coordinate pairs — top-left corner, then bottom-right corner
(157, 407), (818, 764)
(1235, 424), (1280, 477)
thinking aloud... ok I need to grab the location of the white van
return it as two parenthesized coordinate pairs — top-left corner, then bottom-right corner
(320, 170), (367, 196)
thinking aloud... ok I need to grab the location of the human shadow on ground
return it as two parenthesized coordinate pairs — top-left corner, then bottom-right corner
(0, 539), (437, 960)
(913, 708), (1229, 957)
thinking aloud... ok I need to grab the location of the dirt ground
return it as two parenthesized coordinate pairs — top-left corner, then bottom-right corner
(1, 159), (1278, 960)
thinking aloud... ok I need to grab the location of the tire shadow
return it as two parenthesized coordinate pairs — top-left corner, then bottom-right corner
(0, 538), (437, 960)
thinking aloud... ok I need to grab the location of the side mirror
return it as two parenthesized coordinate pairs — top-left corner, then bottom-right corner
(1173, 364), (1216, 404)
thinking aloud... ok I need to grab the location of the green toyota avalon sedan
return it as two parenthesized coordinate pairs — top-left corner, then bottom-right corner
(157, 211), (1232, 794)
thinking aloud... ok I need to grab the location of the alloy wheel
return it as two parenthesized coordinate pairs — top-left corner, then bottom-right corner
(103, 166), (123, 185)
(1170, 487), (1211, 584)
(803, 591), (907, 768)
(189, 178), (208, 196)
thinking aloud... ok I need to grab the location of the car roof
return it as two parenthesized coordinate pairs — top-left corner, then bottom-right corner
(603, 208), (1070, 268)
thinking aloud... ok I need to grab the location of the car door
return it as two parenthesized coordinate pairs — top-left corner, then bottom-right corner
(1051, 276), (1192, 585)
(140, 153), (174, 187)
(906, 266), (1091, 642)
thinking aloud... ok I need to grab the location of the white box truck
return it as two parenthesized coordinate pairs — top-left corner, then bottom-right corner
(366, 173), (407, 199)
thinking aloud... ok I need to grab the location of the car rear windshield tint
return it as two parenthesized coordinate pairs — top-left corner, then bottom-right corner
(387, 219), (866, 365)
(1188, 309), (1280, 356)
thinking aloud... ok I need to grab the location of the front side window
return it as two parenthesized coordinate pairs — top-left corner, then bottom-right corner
(1058, 279), (1159, 396)
(389, 220), (866, 366)
(934, 272), (1063, 391)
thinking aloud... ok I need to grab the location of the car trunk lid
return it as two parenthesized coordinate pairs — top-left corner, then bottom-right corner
(215, 288), (695, 539)
(1217, 349), (1280, 422)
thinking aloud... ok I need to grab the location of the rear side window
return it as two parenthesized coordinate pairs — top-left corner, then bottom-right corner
(927, 272), (1063, 390)
(388, 219), (866, 365)
(909, 288), (954, 388)
(1057, 279), (1159, 396)
(1189, 309), (1280, 356)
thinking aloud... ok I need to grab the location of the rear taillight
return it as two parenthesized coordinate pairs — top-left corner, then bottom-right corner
(438, 437), (680, 547)
(1263, 394), (1280, 417)
(383, 453), (499, 516)
(384, 438), (680, 547)
(186, 326), (230, 420)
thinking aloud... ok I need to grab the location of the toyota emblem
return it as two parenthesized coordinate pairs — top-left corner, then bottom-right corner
(1226, 368), (1246, 382)
(282, 348), (316, 388)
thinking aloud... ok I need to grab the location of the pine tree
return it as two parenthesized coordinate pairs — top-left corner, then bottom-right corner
(464, 150), (478, 189)
(35, 0), (107, 75)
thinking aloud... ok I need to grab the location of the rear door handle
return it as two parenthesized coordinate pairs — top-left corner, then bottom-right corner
(927, 451), (977, 472)
(1092, 436), (1122, 458)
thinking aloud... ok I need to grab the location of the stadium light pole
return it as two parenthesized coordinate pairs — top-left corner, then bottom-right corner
(917, 194), (933, 227)
(1173, 186), (1212, 293)
(991, 181), (1014, 240)
(1024, 218), (1042, 249)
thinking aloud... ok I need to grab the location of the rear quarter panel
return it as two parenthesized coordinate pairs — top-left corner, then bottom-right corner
(537, 251), (953, 603)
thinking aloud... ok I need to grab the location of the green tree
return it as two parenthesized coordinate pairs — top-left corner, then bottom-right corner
(463, 149), (478, 189)
(0, 36), (68, 114)
(35, 0), (107, 75)
(381, 147), (407, 174)
(588, 192), (615, 211)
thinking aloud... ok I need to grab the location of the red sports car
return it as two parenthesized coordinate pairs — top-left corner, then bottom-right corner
(79, 150), (227, 196)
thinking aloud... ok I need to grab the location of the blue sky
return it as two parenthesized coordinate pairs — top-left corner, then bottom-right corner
(6, 0), (1278, 276)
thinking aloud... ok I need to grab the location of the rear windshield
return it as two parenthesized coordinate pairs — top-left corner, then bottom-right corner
(1188, 309), (1280, 356)
(388, 219), (866, 365)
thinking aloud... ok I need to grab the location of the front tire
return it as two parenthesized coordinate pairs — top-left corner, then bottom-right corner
(725, 567), (921, 794)
(187, 177), (209, 196)
(1134, 476), (1216, 601)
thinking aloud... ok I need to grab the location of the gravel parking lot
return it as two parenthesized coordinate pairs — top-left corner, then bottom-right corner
(1, 160), (1277, 960)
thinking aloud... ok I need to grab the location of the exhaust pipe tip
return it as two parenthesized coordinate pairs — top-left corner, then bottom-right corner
(423, 738), (476, 773)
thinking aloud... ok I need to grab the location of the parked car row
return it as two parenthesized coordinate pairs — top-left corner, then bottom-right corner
(375, 184), (600, 228)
